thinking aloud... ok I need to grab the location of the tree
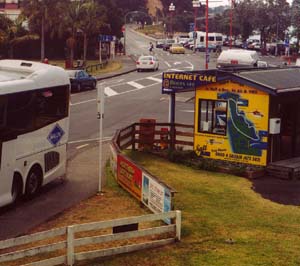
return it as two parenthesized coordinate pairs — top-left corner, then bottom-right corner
(79, 1), (107, 63)
(0, 14), (38, 58)
(21, 0), (61, 61)
(291, 0), (300, 52)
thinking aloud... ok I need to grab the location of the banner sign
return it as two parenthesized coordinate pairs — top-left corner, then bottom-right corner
(117, 155), (142, 200)
(142, 173), (172, 224)
(162, 70), (218, 94)
(194, 81), (269, 166)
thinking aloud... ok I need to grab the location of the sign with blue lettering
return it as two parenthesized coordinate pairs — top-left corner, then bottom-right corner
(162, 70), (219, 94)
(98, 34), (115, 42)
(47, 124), (65, 145)
(189, 23), (195, 32)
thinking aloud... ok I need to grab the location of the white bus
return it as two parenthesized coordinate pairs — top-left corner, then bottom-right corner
(189, 31), (223, 50)
(0, 60), (70, 207)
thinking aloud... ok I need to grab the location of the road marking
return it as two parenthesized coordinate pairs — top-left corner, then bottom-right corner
(169, 69), (182, 71)
(127, 81), (145, 89)
(105, 86), (118, 96)
(146, 77), (162, 83)
(76, 144), (89, 149)
(71, 98), (96, 106)
(174, 62), (182, 65)
(68, 137), (112, 144)
(164, 61), (171, 67)
(180, 110), (195, 113)
(185, 60), (194, 70)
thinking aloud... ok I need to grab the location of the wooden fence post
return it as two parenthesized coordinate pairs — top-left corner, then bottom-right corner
(175, 210), (181, 241)
(67, 225), (75, 266)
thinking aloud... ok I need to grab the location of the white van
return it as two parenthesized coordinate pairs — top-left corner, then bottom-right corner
(216, 49), (267, 68)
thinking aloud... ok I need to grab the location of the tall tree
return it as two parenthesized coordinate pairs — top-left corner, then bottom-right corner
(79, 0), (107, 63)
(21, 0), (61, 61)
(291, 0), (300, 52)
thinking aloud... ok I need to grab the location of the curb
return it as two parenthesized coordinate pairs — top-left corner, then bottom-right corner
(96, 55), (137, 81)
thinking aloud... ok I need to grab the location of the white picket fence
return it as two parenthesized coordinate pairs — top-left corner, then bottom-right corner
(0, 210), (181, 266)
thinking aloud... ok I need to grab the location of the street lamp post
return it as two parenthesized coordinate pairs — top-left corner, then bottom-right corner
(200, 0), (221, 69)
(38, 0), (45, 61)
(229, 0), (234, 49)
(169, 3), (175, 37)
(192, 0), (200, 53)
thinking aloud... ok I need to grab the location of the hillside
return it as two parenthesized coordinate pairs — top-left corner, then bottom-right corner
(146, 0), (163, 17)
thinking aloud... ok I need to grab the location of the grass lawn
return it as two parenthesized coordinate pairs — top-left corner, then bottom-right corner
(3, 152), (300, 266)
(49, 59), (122, 76)
(97, 152), (300, 266)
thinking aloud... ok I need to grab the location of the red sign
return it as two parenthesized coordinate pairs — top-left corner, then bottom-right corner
(121, 25), (125, 32)
(117, 155), (142, 200)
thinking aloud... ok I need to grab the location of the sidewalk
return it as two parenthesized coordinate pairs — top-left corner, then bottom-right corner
(96, 54), (137, 81)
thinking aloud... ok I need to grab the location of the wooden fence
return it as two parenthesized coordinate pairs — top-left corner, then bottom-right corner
(0, 211), (181, 266)
(113, 122), (194, 151)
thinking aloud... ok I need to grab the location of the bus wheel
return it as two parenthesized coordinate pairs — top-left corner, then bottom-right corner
(11, 174), (23, 205)
(25, 167), (42, 198)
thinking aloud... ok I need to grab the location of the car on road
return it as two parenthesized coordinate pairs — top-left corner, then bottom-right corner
(156, 39), (165, 48)
(216, 49), (268, 69)
(162, 39), (176, 51)
(136, 55), (159, 72)
(169, 44), (185, 54)
(66, 69), (97, 92)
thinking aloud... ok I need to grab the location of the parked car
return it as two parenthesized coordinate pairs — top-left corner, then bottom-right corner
(162, 39), (176, 51)
(195, 44), (217, 52)
(136, 55), (159, 72)
(156, 39), (165, 48)
(66, 69), (97, 92)
(169, 44), (185, 54)
(216, 49), (268, 69)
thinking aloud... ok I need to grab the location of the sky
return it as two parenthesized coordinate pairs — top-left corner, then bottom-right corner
(209, 0), (293, 7)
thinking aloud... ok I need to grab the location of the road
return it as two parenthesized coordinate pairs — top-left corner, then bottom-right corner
(0, 27), (285, 240)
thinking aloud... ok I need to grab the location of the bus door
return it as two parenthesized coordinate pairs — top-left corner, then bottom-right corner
(0, 96), (17, 207)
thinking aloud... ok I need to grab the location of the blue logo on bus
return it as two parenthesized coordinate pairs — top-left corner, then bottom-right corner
(47, 124), (65, 145)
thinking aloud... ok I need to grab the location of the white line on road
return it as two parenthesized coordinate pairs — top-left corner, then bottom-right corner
(127, 81), (145, 89)
(164, 61), (171, 67)
(104, 86), (118, 96)
(76, 144), (89, 149)
(185, 60), (194, 70)
(146, 77), (162, 83)
(68, 137), (112, 144)
(180, 110), (195, 113)
(70, 98), (96, 106)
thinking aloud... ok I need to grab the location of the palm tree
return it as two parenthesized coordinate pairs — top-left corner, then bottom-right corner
(79, 0), (107, 63)
(21, 0), (61, 61)
(0, 14), (39, 58)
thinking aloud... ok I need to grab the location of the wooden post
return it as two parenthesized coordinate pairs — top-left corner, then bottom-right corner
(175, 210), (181, 241)
(67, 226), (75, 266)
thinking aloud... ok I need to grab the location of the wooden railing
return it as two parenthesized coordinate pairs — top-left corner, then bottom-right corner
(0, 211), (181, 266)
(113, 122), (194, 151)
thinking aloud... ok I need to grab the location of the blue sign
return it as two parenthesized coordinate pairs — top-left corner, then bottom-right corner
(98, 34), (115, 42)
(162, 70), (218, 94)
(47, 124), (65, 145)
(189, 23), (195, 32)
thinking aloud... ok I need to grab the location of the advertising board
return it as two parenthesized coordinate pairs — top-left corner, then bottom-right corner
(117, 155), (142, 200)
(142, 173), (172, 224)
(194, 81), (269, 166)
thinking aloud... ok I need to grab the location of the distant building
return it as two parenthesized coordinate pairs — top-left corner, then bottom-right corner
(0, 0), (21, 21)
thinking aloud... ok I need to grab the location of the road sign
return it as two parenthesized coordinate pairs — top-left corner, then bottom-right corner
(98, 34), (115, 42)
(189, 23), (195, 32)
(121, 25), (125, 32)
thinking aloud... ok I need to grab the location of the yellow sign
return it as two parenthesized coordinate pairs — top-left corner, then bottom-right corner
(194, 81), (269, 166)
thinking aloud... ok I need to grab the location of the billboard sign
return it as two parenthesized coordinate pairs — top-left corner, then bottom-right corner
(142, 173), (172, 224)
(117, 155), (142, 200)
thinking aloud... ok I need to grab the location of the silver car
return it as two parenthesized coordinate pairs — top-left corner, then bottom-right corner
(136, 55), (159, 72)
